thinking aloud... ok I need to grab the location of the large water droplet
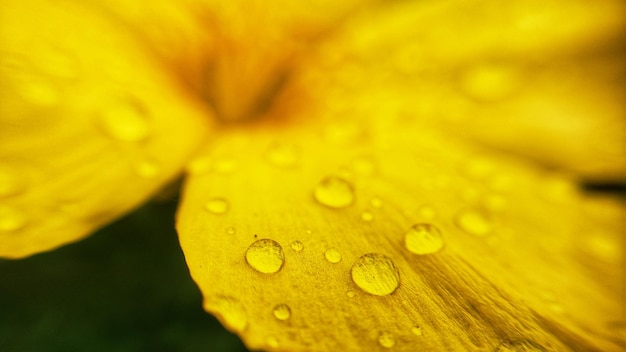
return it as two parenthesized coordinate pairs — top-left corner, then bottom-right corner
(0, 206), (27, 232)
(378, 331), (395, 348)
(205, 198), (230, 215)
(272, 304), (291, 321)
(313, 176), (354, 208)
(99, 100), (151, 142)
(325, 248), (342, 263)
(290, 240), (304, 252)
(405, 223), (444, 255)
(351, 253), (400, 296)
(265, 142), (299, 168)
(245, 239), (285, 274)
(0, 166), (24, 198)
(455, 209), (492, 236)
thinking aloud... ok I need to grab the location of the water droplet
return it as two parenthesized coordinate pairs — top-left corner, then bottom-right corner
(210, 296), (248, 333)
(313, 176), (355, 208)
(351, 253), (400, 296)
(370, 197), (382, 208)
(325, 248), (342, 263)
(0, 166), (24, 198)
(405, 223), (444, 255)
(205, 198), (230, 215)
(245, 239), (285, 274)
(418, 205), (436, 219)
(495, 340), (546, 351)
(266, 336), (279, 348)
(346, 290), (356, 298)
(265, 142), (299, 168)
(226, 227), (236, 235)
(351, 156), (375, 175)
(361, 211), (374, 222)
(272, 304), (291, 321)
(134, 159), (160, 178)
(378, 331), (395, 348)
(99, 100), (151, 142)
(455, 209), (492, 236)
(0, 206), (27, 232)
(459, 63), (521, 102)
(186, 156), (212, 175)
(290, 240), (304, 252)
(411, 326), (423, 336)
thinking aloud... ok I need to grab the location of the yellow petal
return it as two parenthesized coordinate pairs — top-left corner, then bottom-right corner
(0, 0), (211, 258)
(178, 112), (624, 350)
(297, 0), (626, 178)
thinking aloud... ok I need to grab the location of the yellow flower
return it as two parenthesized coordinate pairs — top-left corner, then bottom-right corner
(1, 0), (625, 351)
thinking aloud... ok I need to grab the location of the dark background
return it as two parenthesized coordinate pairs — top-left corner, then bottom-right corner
(0, 200), (249, 352)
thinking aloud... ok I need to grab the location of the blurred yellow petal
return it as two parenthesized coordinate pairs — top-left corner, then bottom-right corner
(295, 0), (626, 178)
(0, 0), (211, 258)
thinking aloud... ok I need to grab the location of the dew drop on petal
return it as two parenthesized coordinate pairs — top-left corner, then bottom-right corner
(266, 336), (279, 348)
(405, 223), (444, 255)
(346, 290), (356, 298)
(0, 206), (27, 232)
(351, 253), (400, 296)
(361, 211), (374, 222)
(455, 209), (492, 236)
(134, 159), (160, 178)
(99, 100), (151, 142)
(0, 166), (24, 198)
(245, 239), (285, 274)
(265, 142), (299, 168)
(370, 197), (383, 208)
(313, 176), (355, 208)
(411, 326), (423, 336)
(226, 227), (236, 235)
(204, 198), (230, 215)
(272, 304), (291, 321)
(290, 240), (304, 252)
(378, 331), (396, 348)
(325, 247), (342, 263)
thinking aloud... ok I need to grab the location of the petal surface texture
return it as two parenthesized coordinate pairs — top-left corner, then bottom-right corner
(0, 0), (210, 258)
(177, 0), (626, 351)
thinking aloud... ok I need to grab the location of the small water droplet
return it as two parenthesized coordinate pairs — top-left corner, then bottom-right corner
(405, 223), (444, 255)
(325, 248), (342, 263)
(205, 198), (230, 215)
(351, 156), (375, 175)
(459, 63), (521, 102)
(346, 290), (356, 298)
(134, 159), (160, 178)
(99, 100), (151, 142)
(378, 331), (395, 348)
(313, 176), (355, 208)
(226, 227), (236, 235)
(290, 240), (304, 252)
(210, 296), (248, 333)
(455, 209), (492, 236)
(0, 206), (27, 232)
(370, 197), (382, 208)
(266, 336), (279, 348)
(411, 326), (422, 336)
(272, 304), (291, 321)
(186, 156), (212, 175)
(213, 157), (236, 174)
(361, 211), (374, 222)
(245, 239), (285, 274)
(0, 166), (24, 198)
(265, 142), (299, 168)
(418, 205), (436, 219)
(351, 253), (400, 296)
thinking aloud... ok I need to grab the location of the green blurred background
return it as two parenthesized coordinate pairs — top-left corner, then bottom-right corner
(0, 200), (249, 352)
